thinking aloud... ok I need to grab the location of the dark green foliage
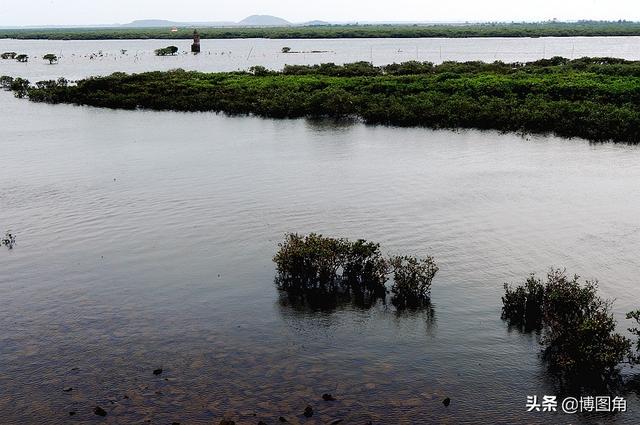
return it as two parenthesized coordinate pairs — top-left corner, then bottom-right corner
(3, 21), (640, 40)
(0, 75), (13, 89)
(628, 310), (640, 364)
(43, 53), (58, 64)
(502, 269), (633, 380)
(15, 54), (28, 62)
(9, 57), (640, 142)
(274, 233), (351, 291)
(502, 274), (545, 330)
(1, 52), (16, 59)
(6, 77), (29, 98)
(342, 239), (390, 295)
(154, 46), (179, 56)
(389, 255), (439, 308)
(273, 233), (438, 310)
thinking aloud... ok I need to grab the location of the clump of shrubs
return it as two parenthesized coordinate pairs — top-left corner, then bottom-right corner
(502, 269), (638, 380)
(155, 46), (179, 56)
(273, 233), (438, 309)
(2, 232), (16, 249)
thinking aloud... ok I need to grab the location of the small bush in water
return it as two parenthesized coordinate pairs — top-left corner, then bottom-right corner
(389, 255), (439, 308)
(273, 233), (437, 309)
(2, 232), (16, 249)
(502, 269), (635, 380)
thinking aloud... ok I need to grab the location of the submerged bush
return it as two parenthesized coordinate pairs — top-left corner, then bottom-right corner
(389, 255), (439, 308)
(502, 269), (634, 380)
(628, 310), (640, 365)
(0, 75), (13, 89)
(2, 232), (16, 249)
(155, 46), (179, 56)
(273, 233), (437, 309)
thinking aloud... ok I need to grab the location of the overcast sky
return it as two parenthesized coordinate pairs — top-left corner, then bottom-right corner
(1, 0), (638, 26)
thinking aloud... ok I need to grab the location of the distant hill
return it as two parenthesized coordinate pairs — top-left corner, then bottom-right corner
(238, 15), (291, 26)
(304, 20), (332, 26)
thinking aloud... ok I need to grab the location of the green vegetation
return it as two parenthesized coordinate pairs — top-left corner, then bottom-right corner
(15, 54), (28, 62)
(1, 52), (17, 59)
(7, 57), (640, 143)
(273, 233), (438, 309)
(154, 45), (179, 56)
(629, 310), (640, 364)
(502, 269), (639, 381)
(2, 21), (640, 40)
(389, 255), (438, 308)
(43, 53), (58, 64)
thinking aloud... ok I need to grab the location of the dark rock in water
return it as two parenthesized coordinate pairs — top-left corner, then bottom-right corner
(172, 422), (180, 425)
(330, 420), (343, 425)
(279, 417), (288, 422)
(63, 387), (73, 392)
(153, 368), (163, 375)
(219, 420), (235, 425)
(94, 406), (107, 417)
(322, 393), (336, 401)
(443, 397), (451, 407)
(68, 411), (76, 416)
(258, 422), (267, 425)
(303, 405), (313, 417)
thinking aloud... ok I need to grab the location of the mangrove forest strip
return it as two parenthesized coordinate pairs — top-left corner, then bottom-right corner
(4, 57), (640, 143)
(3, 21), (640, 40)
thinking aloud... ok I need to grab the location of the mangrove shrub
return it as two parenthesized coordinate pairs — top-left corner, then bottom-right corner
(43, 53), (58, 64)
(502, 269), (634, 380)
(273, 233), (438, 309)
(155, 46), (179, 56)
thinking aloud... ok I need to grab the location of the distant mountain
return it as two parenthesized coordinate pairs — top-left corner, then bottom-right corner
(238, 15), (291, 26)
(304, 20), (332, 26)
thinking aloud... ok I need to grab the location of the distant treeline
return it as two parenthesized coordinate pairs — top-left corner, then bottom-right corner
(3, 57), (640, 143)
(2, 21), (640, 40)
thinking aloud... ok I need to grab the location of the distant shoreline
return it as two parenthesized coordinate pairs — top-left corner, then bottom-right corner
(3, 22), (640, 40)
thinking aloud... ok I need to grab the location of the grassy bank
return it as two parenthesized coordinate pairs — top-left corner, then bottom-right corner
(4, 57), (640, 143)
(3, 21), (640, 40)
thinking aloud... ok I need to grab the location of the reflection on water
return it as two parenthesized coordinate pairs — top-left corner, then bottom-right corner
(1, 87), (640, 423)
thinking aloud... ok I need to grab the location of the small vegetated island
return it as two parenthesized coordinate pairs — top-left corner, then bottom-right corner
(2, 21), (640, 40)
(3, 57), (640, 143)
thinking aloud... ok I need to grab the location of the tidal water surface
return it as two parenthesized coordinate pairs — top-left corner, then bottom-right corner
(1, 37), (640, 424)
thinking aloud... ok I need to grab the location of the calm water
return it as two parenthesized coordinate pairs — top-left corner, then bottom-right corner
(1, 36), (640, 80)
(1, 38), (640, 424)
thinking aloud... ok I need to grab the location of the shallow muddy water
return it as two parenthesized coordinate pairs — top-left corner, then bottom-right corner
(1, 38), (640, 423)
